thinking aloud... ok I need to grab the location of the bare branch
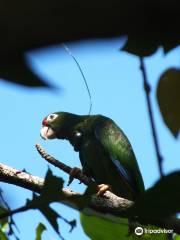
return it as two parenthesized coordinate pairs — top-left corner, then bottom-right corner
(0, 163), (43, 193)
(0, 162), (132, 217)
(36, 143), (93, 186)
(0, 162), (180, 233)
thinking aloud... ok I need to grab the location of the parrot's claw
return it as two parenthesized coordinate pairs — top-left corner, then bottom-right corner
(67, 167), (81, 186)
(97, 184), (112, 196)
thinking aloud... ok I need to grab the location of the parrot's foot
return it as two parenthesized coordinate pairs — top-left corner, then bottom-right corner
(97, 184), (112, 196)
(68, 167), (81, 186)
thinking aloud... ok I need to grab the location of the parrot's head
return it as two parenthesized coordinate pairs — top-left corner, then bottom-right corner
(40, 112), (85, 140)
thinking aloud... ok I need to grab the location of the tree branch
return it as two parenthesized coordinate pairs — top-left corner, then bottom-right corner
(36, 144), (93, 186)
(0, 163), (43, 193)
(140, 57), (164, 177)
(0, 162), (180, 233)
(0, 162), (133, 217)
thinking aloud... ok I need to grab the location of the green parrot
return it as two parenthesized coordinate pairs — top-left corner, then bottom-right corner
(40, 112), (144, 200)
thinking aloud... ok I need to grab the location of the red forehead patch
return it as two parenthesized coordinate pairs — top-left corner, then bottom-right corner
(42, 118), (48, 126)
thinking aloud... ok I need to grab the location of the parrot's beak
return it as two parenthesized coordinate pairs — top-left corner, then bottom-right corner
(40, 126), (56, 140)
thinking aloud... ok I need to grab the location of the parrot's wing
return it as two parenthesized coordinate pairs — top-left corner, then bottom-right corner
(110, 156), (135, 190)
(94, 119), (144, 197)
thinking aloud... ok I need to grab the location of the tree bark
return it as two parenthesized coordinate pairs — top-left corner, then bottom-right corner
(0, 162), (180, 234)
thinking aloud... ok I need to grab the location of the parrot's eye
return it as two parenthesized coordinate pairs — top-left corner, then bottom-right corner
(74, 131), (82, 138)
(46, 113), (58, 122)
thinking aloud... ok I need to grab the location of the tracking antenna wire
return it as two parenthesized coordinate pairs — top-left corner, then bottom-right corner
(62, 43), (92, 115)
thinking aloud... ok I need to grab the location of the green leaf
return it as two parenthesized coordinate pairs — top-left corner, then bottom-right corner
(0, 205), (19, 240)
(0, 229), (8, 240)
(81, 213), (130, 240)
(174, 234), (180, 240)
(157, 68), (180, 137)
(0, 55), (51, 88)
(80, 213), (167, 240)
(127, 171), (180, 218)
(35, 223), (46, 240)
(0, 206), (8, 228)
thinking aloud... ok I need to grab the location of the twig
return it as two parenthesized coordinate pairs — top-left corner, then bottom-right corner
(35, 144), (93, 186)
(0, 205), (29, 219)
(139, 57), (164, 177)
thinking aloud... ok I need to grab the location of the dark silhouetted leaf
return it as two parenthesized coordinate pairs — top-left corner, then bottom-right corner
(25, 169), (64, 235)
(162, 39), (179, 54)
(0, 1), (179, 69)
(157, 68), (180, 137)
(68, 220), (76, 233)
(122, 37), (158, 56)
(0, 1), (179, 84)
(41, 168), (64, 202)
(0, 55), (51, 88)
(127, 171), (180, 218)
(35, 223), (46, 240)
(38, 206), (60, 235)
(26, 169), (64, 207)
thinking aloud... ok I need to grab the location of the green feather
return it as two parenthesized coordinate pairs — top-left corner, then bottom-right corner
(43, 112), (145, 200)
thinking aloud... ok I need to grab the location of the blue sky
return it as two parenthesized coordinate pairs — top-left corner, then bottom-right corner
(0, 38), (180, 240)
